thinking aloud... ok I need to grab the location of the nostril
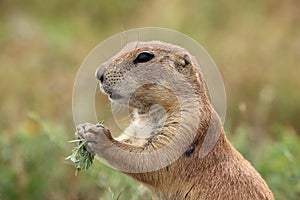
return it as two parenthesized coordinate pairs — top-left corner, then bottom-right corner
(96, 69), (104, 82)
(99, 74), (104, 83)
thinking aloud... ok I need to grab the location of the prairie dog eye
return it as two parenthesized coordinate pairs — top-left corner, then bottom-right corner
(133, 51), (154, 64)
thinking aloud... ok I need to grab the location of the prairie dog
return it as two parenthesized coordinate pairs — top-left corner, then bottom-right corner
(76, 41), (274, 200)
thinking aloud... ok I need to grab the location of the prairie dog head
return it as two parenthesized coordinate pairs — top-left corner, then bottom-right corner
(96, 41), (209, 112)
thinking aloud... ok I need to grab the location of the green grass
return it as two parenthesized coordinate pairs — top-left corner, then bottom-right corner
(0, 113), (150, 200)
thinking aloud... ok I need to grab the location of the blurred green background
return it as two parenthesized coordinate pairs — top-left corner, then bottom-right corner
(1, 0), (299, 199)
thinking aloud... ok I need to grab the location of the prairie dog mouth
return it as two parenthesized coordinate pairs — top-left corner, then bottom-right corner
(109, 92), (123, 100)
(98, 83), (123, 101)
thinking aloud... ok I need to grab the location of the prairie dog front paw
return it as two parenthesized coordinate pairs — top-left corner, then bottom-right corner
(75, 123), (112, 155)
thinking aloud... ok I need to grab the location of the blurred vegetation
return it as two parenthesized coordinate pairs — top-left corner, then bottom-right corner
(0, 0), (299, 199)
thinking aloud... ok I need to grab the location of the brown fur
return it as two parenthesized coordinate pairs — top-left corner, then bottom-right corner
(76, 41), (274, 199)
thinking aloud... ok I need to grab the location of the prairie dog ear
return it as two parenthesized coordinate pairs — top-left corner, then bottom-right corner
(174, 54), (193, 75)
(183, 54), (191, 66)
(177, 54), (191, 68)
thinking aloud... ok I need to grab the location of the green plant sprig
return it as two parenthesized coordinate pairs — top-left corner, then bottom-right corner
(65, 139), (95, 176)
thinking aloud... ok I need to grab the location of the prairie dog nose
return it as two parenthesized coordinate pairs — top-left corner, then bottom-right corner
(95, 67), (104, 83)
